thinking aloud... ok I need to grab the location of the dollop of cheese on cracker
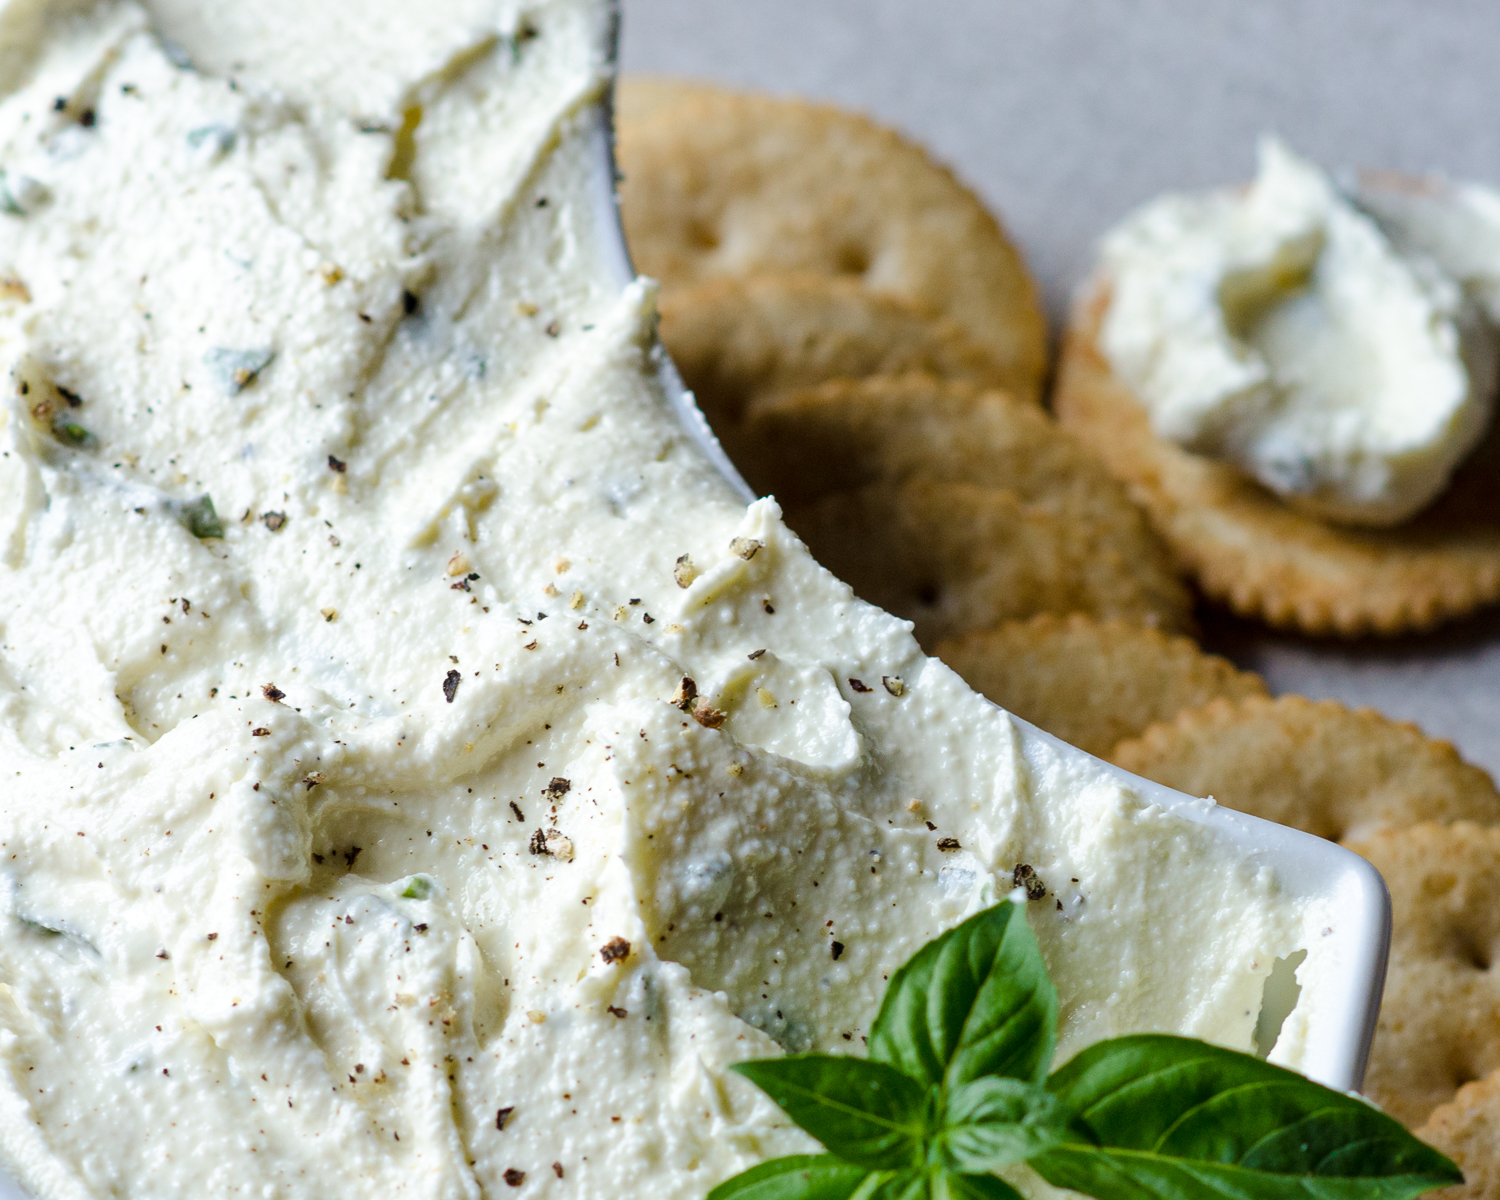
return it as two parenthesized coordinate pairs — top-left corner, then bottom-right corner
(1100, 137), (1496, 527)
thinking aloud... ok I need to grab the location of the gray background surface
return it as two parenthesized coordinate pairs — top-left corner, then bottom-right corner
(620, 0), (1500, 779)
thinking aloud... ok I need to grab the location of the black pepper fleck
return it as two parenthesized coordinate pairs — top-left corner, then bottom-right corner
(600, 937), (630, 964)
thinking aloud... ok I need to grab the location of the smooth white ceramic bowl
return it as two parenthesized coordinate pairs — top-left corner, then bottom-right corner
(0, 74), (1392, 1200)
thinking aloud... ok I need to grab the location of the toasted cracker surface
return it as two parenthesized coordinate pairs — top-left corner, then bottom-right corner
(659, 274), (1019, 431)
(736, 375), (1183, 558)
(1418, 1068), (1500, 1198)
(616, 77), (1046, 401)
(1347, 823), (1500, 1128)
(937, 615), (1265, 757)
(785, 480), (1191, 647)
(1110, 694), (1500, 842)
(1053, 283), (1500, 636)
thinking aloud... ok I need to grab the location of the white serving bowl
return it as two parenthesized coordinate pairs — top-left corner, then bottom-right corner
(0, 78), (1391, 1200)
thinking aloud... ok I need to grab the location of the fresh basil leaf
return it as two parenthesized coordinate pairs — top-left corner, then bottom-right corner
(864, 1171), (929, 1200)
(1032, 1034), (1461, 1198)
(935, 1171), (1026, 1200)
(867, 901), (1057, 1089)
(1031, 1146), (1459, 1200)
(732, 1058), (929, 1170)
(937, 1076), (1070, 1172)
(706, 1155), (872, 1200)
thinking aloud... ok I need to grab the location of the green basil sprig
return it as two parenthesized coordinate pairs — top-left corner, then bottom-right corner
(710, 901), (1459, 1200)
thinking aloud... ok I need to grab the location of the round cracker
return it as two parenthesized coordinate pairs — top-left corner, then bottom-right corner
(659, 274), (1019, 431)
(785, 480), (1191, 647)
(1418, 1068), (1500, 1197)
(615, 77), (1047, 401)
(1109, 694), (1500, 842)
(1346, 822), (1500, 1128)
(936, 615), (1266, 757)
(1053, 283), (1500, 636)
(733, 375), (1189, 567)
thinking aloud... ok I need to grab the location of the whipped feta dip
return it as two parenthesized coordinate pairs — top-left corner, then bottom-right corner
(1099, 137), (1497, 527)
(0, 5), (1335, 1198)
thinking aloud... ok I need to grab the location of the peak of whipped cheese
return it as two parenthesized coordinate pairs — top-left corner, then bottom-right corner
(1099, 136), (1498, 527)
(0, 5), (1328, 1199)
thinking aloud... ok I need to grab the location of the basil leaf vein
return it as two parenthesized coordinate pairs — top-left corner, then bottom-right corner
(937, 1077), (1070, 1172)
(732, 1058), (929, 1170)
(867, 899), (1058, 1090)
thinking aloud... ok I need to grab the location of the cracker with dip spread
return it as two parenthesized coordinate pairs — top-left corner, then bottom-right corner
(1344, 822), (1500, 1130)
(1111, 694), (1500, 841)
(936, 614), (1266, 757)
(1056, 138), (1500, 636)
(616, 77), (1048, 403)
(658, 274), (1016, 430)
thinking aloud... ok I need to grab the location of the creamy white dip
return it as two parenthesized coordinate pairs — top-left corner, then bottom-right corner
(0, 5), (1319, 1197)
(1099, 137), (1496, 527)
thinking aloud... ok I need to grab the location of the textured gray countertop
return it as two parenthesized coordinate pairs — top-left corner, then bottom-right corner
(620, 0), (1500, 778)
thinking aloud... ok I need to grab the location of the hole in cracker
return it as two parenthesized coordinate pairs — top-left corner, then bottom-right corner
(1458, 927), (1494, 972)
(914, 582), (940, 607)
(1448, 1053), (1484, 1093)
(834, 243), (870, 276)
(1252, 948), (1306, 1060)
(687, 220), (720, 252)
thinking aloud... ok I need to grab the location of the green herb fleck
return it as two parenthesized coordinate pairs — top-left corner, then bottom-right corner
(400, 876), (432, 901)
(186, 124), (236, 158)
(0, 170), (47, 217)
(206, 347), (274, 396)
(52, 420), (93, 448)
(0, 177), (22, 217)
(182, 494), (223, 540)
(711, 901), (1461, 1200)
